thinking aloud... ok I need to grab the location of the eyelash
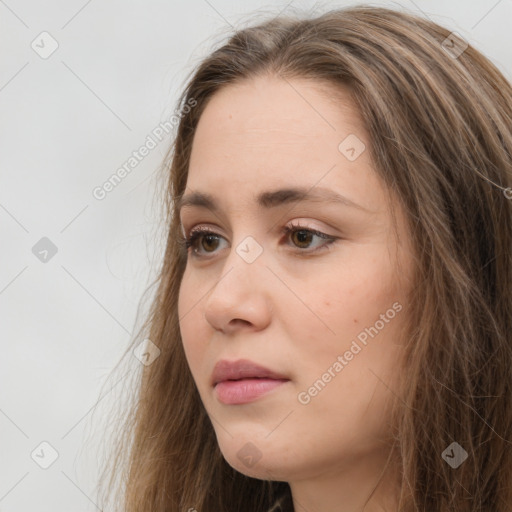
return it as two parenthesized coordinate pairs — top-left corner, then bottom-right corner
(179, 222), (338, 258)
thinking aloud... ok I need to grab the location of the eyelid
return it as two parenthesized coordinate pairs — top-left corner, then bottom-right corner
(182, 218), (334, 237)
(186, 224), (221, 238)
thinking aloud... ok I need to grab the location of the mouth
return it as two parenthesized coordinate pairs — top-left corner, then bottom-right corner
(211, 358), (290, 387)
(211, 358), (290, 405)
(214, 377), (290, 405)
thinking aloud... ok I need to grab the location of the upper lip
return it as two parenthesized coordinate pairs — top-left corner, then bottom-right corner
(211, 358), (290, 386)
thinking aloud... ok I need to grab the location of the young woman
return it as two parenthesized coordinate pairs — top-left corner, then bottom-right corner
(99, 5), (512, 511)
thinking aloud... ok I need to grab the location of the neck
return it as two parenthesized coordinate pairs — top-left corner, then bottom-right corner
(288, 448), (401, 512)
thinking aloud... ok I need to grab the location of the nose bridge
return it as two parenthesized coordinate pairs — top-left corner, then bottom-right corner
(214, 231), (267, 295)
(203, 232), (270, 330)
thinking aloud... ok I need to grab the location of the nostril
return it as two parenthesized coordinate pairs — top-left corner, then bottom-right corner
(229, 318), (251, 327)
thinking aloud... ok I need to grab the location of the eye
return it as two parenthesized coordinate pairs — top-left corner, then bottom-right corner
(181, 226), (226, 256)
(281, 222), (338, 252)
(179, 222), (338, 259)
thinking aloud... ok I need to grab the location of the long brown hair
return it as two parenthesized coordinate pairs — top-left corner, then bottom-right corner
(97, 4), (512, 511)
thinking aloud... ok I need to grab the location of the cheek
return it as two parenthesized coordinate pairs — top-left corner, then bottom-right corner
(178, 267), (201, 328)
(177, 274), (201, 367)
(308, 270), (377, 332)
(295, 253), (404, 366)
(321, 249), (399, 313)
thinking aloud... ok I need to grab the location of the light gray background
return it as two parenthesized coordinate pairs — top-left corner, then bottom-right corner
(1, 1), (510, 510)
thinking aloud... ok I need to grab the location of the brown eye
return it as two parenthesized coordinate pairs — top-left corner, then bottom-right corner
(181, 223), (338, 259)
(282, 223), (337, 253)
(290, 229), (314, 249)
(200, 234), (221, 252)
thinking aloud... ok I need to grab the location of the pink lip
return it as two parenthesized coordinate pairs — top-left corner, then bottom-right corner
(214, 378), (289, 405)
(211, 358), (290, 405)
(211, 358), (289, 386)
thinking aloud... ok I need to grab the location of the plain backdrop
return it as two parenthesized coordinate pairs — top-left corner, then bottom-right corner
(1, 1), (511, 510)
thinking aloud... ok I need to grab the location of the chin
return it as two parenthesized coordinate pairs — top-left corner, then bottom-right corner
(224, 451), (290, 481)
(215, 434), (294, 481)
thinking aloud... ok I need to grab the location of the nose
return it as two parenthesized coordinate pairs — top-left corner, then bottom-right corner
(203, 245), (273, 334)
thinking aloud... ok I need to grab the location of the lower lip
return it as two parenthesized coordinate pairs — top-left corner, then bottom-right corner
(214, 378), (289, 405)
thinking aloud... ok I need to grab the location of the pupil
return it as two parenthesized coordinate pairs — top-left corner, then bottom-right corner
(203, 234), (219, 252)
(294, 230), (311, 248)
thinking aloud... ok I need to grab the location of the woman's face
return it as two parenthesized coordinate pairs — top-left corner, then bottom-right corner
(178, 75), (414, 484)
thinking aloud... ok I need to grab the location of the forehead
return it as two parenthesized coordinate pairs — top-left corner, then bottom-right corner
(191, 75), (362, 151)
(186, 75), (380, 213)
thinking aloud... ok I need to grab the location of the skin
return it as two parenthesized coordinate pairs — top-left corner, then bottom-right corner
(177, 75), (415, 512)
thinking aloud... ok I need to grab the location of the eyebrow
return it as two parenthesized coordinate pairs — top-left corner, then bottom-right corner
(176, 186), (370, 215)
